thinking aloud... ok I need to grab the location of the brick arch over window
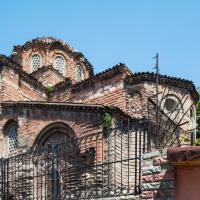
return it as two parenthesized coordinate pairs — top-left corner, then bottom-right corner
(162, 94), (183, 113)
(161, 94), (184, 123)
(33, 122), (76, 148)
(76, 65), (85, 82)
(3, 119), (18, 133)
(31, 53), (41, 72)
(54, 55), (66, 75)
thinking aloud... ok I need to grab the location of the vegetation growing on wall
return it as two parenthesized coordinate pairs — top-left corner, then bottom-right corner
(101, 112), (112, 129)
(46, 85), (54, 98)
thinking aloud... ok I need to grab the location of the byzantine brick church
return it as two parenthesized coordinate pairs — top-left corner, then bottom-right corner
(0, 37), (198, 156)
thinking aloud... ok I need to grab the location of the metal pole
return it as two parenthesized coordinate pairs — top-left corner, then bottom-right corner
(153, 53), (159, 148)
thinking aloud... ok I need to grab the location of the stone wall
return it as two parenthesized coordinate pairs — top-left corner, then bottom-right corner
(141, 150), (175, 200)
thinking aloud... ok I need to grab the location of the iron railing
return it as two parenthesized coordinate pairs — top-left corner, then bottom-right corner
(0, 119), (148, 200)
(147, 85), (196, 149)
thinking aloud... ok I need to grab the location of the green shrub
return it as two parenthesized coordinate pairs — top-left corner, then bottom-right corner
(180, 134), (189, 143)
(101, 112), (112, 129)
(196, 138), (200, 146)
(46, 85), (54, 98)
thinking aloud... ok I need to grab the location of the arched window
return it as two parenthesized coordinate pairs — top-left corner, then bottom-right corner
(76, 65), (85, 82)
(32, 54), (41, 71)
(54, 56), (65, 75)
(163, 95), (181, 113)
(34, 122), (76, 148)
(162, 94), (183, 123)
(5, 121), (18, 154)
(164, 98), (178, 112)
(34, 122), (77, 198)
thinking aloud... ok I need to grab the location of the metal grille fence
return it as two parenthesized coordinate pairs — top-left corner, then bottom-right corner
(147, 86), (196, 150)
(0, 119), (148, 200)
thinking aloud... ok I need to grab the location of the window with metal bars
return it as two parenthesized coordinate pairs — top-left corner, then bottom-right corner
(54, 56), (65, 75)
(76, 65), (85, 82)
(32, 54), (41, 71)
(5, 121), (18, 154)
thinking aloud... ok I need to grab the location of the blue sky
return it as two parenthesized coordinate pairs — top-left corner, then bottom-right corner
(0, 0), (200, 87)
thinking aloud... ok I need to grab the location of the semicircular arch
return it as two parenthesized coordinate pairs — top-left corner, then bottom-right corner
(33, 121), (76, 148)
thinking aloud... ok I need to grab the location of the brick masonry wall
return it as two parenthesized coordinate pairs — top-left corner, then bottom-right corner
(32, 68), (65, 87)
(0, 67), (46, 101)
(0, 106), (144, 199)
(54, 74), (127, 110)
(19, 47), (90, 83)
(125, 83), (147, 118)
(141, 150), (175, 200)
(104, 128), (143, 190)
(126, 82), (195, 132)
(52, 77), (196, 139)
(0, 106), (102, 156)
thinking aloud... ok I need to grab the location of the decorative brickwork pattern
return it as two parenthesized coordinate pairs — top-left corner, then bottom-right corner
(31, 65), (66, 87)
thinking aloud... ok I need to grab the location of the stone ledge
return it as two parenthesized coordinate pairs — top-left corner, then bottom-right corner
(143, 150), (161, 160)
(142, 181), (174, 191)
(142, 197), (173, 200)
(168, 146), (200, 163)
(89, 195), (140, 200)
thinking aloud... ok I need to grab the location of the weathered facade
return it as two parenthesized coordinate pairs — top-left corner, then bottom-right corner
(0, 37), (198, 199)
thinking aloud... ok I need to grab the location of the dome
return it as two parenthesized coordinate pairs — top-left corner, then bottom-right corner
(10, 37), (94, 82)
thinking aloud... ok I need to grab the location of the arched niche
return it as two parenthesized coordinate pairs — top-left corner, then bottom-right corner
(33, 122), (77, 149)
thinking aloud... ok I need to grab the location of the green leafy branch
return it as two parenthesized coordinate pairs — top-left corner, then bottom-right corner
(101, 112), (112, 129)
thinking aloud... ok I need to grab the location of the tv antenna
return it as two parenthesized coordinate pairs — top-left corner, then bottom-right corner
(153, 53), (159, 147)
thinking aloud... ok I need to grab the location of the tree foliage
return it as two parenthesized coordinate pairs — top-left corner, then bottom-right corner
(196, 88), (200, 139)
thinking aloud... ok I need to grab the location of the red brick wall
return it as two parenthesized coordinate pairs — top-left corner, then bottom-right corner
(0, 67), (46, 101)
(53, 74), (127, 110)
(52, 75), (195, 126)
(0, 106), (102, 155)
(19, 48), (91, 83)
(85, 88), (126, 110)
(33, 68), (65, 87)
